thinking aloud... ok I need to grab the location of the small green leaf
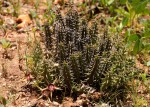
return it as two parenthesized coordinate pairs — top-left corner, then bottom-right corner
(133, 39), (140, 55)
(119, 22), (123, 30)
(29, 10), (38, 18)
(128, 34), (139, 42)
(125, 29), (131, 37)
(115, 8), (129, 16)
(122, 17), (128, 26)
(0, 96), (7, 106)
(120, 0), (127, 4)
(126, 41), (131, 48)
(133, 1), (148, 14)
(107, 0), (114, 5)
(140, 73), (147, 81)
(0, 39), (11, 49)
(144, 44), (150, 51)
(139, 39), (144, 51)
(147, 61), (150, 66)
(143, 31), (150, 38)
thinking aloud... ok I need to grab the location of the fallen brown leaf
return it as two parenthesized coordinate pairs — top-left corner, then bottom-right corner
(16, 14), (32, 29)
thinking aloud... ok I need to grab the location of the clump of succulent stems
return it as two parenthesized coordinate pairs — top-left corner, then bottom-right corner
(52, 9), (113, 90)
(31, 9), (139, 105)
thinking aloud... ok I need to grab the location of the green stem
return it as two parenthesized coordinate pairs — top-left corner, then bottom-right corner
(62, 61), (72, 91)
(70, 54), (80, 83)
(88, 55), (100, 85)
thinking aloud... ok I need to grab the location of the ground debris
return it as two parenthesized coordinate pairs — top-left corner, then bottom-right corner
(16, 14), (32, 29)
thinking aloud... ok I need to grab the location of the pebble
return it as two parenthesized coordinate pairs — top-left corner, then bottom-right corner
(80, 93), (87, 99)
(3, 1), (11, 7)
(5, 18), (15, 25)
(53, 101), (60, 106)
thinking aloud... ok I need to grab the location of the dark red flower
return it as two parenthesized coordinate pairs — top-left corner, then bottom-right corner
(48, 84), (55, 92)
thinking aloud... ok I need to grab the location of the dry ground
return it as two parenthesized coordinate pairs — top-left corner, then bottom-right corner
(0, 0), (150, 107)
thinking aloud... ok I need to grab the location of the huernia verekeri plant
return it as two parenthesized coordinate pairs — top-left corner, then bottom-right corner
(30, 8), (139, 105)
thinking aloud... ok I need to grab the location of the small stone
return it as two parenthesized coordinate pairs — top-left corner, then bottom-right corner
(10, 45), (17, 50)
(53, 101), (59, 106)
(62, 102), (73, 107)
(74, 0), (85, 5)
(62, 97), (74, 107)
(3, 1), (11, 7)
(45, 103), (50, 106)
(5, 18), (15, 25)
(53, 0), (69, 5)
(89, 92), (102, 101)
(2, 83), (6, 86)
(100, 103), (110, 107)
(76, 99), (83, 105)
(80, 93), (87, 99)
(54, 63), (59, 67)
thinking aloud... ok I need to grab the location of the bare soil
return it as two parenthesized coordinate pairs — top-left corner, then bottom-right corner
(0, 0), (150, 107)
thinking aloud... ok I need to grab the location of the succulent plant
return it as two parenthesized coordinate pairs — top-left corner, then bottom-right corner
(31, 8), (139, 105)
(51, 9), (116, 90)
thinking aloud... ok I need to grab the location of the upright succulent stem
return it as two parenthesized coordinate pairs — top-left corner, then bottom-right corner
(44, 23), (52, 50)
(70, 54), (80, 83)
(62, 61), (72, 91)
(88, 55), (100, 85)
(58, 42), (66, 62)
